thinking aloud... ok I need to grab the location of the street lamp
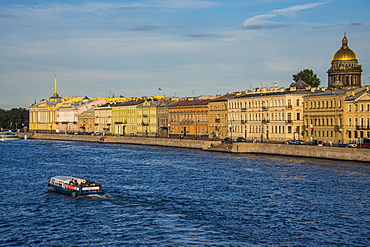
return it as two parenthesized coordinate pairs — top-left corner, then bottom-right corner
(229, 118), (234, 142)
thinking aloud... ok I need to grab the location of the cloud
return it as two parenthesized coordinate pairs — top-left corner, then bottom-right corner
(184, 34), (214, 38)
(242, 24), (286, 30)
(242, 2), (328, 30)
(349, 22), (362, 26)
(148, 0), (220, 9)
(0, 13), (15, 18)
(129, 25), (181, 31)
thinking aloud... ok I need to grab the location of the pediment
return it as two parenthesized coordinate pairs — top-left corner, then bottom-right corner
(356, 92), (370, 102)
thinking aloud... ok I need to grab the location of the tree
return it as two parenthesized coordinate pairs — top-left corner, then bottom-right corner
(292, 69), (321, 87)
(0, 109), (7, 129)
(0, 108), (29, 130)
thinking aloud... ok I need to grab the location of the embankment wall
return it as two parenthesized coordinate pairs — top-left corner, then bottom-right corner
(27, 133), (205, 149)
(21, 133), (370, 162)
(231, 142), (370, 162)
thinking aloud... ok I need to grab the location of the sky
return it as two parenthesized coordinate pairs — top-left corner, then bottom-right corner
(1, 0), (370, 109)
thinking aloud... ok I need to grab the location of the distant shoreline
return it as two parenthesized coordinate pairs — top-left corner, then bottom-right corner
(18, 133), (370, 163)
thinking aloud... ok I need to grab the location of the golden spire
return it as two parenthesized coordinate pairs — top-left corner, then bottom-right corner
(53, 75), (58, 97)
(342, 32), (348, 49)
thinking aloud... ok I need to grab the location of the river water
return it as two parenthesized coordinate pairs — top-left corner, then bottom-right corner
(0, 140), (369, 246)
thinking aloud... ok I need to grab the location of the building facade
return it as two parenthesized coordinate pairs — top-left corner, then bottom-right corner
(303, 87), (370, 144)
(78, 109), (95, 133)
(111, 100), (144, 136)
(156, 102), (172, 138)
(228, 83), (314, 142)
(29, 77), (63, 133)
(168, 99), (210, 139)
(136, 101), (158, 137)
(208, 93), (238, 139)
(56, 97), (107, 133)
(94, 103), (113, 134)
(343, 86), (370, 141)
(303, 89), (350, 144)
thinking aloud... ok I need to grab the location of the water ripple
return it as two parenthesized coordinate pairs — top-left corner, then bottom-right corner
(0, 140), (369, 246)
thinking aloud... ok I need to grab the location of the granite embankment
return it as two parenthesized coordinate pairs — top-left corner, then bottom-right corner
(21, 133), (370, 162)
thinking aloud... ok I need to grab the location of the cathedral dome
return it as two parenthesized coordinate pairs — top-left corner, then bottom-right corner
(332, 34), (358, 61)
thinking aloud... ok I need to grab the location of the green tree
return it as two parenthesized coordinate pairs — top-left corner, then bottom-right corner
(0, 108), (29, 130)
(0, 109), (7, 129)
(292, 69), (321, 87)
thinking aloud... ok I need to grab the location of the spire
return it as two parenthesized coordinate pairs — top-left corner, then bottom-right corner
(342, 32), (348, 49)
(53, 75), (58, 97)
(49, 75), (62, 102)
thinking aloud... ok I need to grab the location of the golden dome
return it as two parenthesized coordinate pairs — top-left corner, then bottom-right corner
(332, 34), (358, 61)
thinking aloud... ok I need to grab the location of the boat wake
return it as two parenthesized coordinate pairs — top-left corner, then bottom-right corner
(84, 194), (114, 199)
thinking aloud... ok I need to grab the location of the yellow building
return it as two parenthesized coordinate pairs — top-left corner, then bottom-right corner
(228, 83), (315, 142)
(94, 103), (113, 134)
(208, 93), (238, 139)
(137, 100), (174, 137)
(136, 101), (157, 137)
(343, 86), (370, 141)
(29, 77), (62, 133)
(303, 87), (370, 144)
(303, 89), (349, 144)
(111, 100), (144, 136)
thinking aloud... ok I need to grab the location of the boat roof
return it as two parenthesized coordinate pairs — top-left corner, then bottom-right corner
(52, 176), (80, 181)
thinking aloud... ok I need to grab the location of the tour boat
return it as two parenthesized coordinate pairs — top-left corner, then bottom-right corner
(0, 132), (20, 141)
(48, 176), (104, 197)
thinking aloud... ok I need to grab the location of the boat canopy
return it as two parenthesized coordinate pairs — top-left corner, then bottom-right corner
(51, 176), (86, 184)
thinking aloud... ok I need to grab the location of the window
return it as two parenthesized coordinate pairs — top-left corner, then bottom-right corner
(348, 105), (352, 112)
(297, 113), (301, 121)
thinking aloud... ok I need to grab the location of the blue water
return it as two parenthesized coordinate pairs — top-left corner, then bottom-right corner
(0, 140), (369, 246)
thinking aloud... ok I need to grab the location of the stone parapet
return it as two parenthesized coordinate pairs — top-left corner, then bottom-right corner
(230, 143), (370, 162)
(22, 133), (370, 162)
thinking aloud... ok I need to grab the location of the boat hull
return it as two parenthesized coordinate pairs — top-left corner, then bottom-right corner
(0, 133), (20, 141)
(48, 176), (104, 197)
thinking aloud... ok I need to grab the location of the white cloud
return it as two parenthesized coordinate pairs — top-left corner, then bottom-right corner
(243, 1), (329, 29)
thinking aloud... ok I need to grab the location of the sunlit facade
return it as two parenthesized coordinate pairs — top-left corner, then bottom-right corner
(208, 93), (238, 139)
(168, 99), (210, 139)
(228, 86), (312, 142)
